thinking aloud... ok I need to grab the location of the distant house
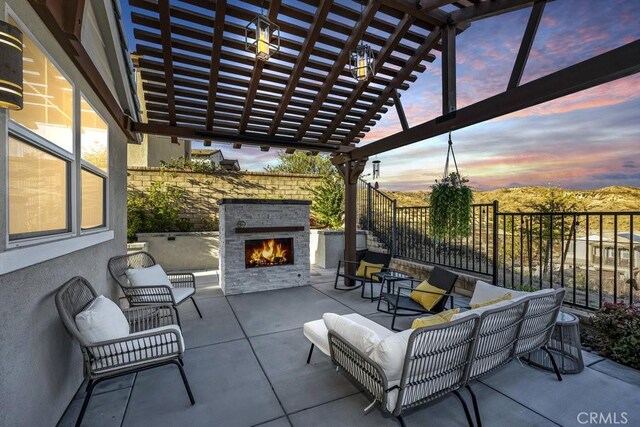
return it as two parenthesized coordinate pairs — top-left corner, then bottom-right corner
(191, 149), (241, 171)
(566, 232), (640, 280)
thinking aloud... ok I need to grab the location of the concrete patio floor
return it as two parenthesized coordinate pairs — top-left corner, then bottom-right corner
(58, 268), (640, 427)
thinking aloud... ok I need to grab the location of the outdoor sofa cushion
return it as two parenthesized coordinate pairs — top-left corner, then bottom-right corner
(471, 293), (512, 308)
(75, 295), (130, 343)
(411, 308), (460, 329)
(172, 287), (195, 304)
(125, 264), (173, 288)
(370, 329), (414, 382)
(323, 313), (381, 354)
(469, 280), (528, 306)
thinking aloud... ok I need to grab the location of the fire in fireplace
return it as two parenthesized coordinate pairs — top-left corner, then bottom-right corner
(245, 238), (294, 268)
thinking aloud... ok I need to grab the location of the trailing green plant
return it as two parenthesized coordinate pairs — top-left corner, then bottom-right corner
(590, 302), (640, 369)
(307, 173), (345, 229)
(160, 156), (219, 174)
(127, 177), (192, 241)
(429, 172), (473, 239)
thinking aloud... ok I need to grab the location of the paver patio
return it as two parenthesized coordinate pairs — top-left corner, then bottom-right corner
(58, 269), (640, 427)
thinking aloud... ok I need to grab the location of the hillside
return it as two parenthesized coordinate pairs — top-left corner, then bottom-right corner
(384, 186), (640, 213)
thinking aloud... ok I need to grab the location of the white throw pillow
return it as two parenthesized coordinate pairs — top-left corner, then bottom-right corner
(323, 313), (380, 355)
(470, 280), (529, 306)
(75, 296), (130, 343)
(452, 300), (515, 321)
(125, 264), (172, 288)
(369, 329), (413, 382)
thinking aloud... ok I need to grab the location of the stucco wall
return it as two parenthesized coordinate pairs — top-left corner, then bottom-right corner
(0, 1), (128, 425)
(128, 134), (188, 167)
(128, 167), (323, 230)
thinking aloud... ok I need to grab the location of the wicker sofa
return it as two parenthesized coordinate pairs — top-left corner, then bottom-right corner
(323, 287), (566, 426)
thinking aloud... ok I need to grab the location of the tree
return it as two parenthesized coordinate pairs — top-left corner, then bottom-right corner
(265, 151), (333, 175)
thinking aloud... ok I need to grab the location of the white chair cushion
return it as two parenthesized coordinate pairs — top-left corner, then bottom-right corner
(171, 287), (195, 304)
(470, 280), (529, 306)
(369, 329), (413, 383)
(126, 264), (172, 288)
(303, 313), (393, 357)
(323, 313), (381, 355)
(452, 299), (515, 321)
(75, 295), (130, 343)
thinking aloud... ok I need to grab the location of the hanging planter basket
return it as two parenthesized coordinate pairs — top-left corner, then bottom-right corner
(428, 133), (473, 240)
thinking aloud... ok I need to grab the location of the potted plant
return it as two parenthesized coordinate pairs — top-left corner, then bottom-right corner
(429, 172), (473, 239)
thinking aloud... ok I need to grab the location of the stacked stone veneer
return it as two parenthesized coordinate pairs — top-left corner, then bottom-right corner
(127, 168), (322, 230)
(219, 199), (311, 295)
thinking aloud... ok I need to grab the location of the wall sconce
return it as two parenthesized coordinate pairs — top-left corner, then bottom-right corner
(0, 20), (23, 110)
(245, 14), (280, 61)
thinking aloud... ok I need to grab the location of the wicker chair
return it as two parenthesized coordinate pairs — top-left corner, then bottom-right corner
(329, 315), (481, 427)
(108, 251), (202, 326)
(55, 277), (195, 427)
(334, 250), (392, 296)
(378, 266), (459, 331)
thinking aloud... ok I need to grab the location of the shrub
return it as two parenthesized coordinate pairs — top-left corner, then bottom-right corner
(127, 177), (192, 241)
(429, 172), (473, 239)
(308, 173), (344, 229)
(591, 302), (640, 369)
(160, 156), (219, 174)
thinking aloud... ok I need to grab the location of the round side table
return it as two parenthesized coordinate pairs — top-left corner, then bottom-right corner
(526, 310), (584, 374)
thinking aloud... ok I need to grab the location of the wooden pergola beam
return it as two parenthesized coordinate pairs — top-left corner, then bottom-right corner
(508, 0), (546, 89)
(377, 0), (451, 28)
(158, 0), (178, 144)
(442, 24), (457, 114)
(269, 0), (333, 135)
(205, 0), (226, 130)
(318, 13), (416, 144)
(349, 39), (640, 160)
(343, 29), (443, 145)
(391, 89), (409, 131)
(450, 0), (551, 24)
(295, 0), (380, 140)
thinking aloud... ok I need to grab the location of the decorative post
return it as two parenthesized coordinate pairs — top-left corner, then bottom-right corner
(367, 182), (372, 230)
(492, 200), (500, 285)
(335, 156), (367, 287)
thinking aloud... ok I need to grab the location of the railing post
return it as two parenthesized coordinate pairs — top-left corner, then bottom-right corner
(492, 200), (499, 285)
(392, 199), (397, 257)
(367, 183), (372, 231)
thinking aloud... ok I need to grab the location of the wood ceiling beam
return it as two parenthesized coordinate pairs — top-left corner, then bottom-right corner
(376, 0), (451, 27)
(205, 0), (226, 130)
(269, 0), (333, 135)
(239, 1), (285, 136)
(442, 24), (457, 114)
(350, 39), (640, 160)
(158, 0), (178, 143)
(507, 0), (546, 89)
(450, 0), (552, 24)
(392, 89), (409, 130)
(317, 13), (415, 145)
(343, 28), (443, 145)
(295, 0), (380, 140)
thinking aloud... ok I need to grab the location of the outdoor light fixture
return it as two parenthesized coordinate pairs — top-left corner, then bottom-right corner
(0, 20), (23, 110)
(245, 14), (280, 61)
(350, 42), (375, 82)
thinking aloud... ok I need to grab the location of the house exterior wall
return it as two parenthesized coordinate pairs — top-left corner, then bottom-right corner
(0, 1), (128, 425)
(128, 133), (188, 167)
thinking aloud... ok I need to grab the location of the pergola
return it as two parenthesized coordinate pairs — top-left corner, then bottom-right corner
(28, 0), (640, 279)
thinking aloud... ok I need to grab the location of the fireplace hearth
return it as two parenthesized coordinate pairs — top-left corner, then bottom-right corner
(245, 238), (294, 268)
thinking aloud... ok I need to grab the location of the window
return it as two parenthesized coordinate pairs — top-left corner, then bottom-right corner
(8, 136), (70, 239)
(80, 96), (108, 230)
(620, 249), (630, 260)
(9, 17), (73, 153)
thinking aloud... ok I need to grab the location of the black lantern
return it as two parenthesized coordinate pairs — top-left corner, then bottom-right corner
(0, 20), (23, 110)
(245, 14), (280, 61)
(350, 43), (375, 82)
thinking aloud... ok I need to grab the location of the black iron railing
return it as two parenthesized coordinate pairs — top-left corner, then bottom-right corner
(358, 179), (639, 311)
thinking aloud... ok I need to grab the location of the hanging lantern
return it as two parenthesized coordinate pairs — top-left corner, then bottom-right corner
(350, 43), (375, 82)
(0, 20), (23, 110)
(245, 14), (280, 61)
(372, 159), (380, 179)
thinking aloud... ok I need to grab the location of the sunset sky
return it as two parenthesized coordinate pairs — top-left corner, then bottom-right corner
(122, 0), (640, 191)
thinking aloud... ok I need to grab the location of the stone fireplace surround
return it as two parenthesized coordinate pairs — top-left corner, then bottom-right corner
(218, 199), (311, 295)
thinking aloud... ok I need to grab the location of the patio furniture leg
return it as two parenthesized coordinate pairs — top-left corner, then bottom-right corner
(76, 379), (98, 427)
(174, 307), (182, 328)
(172, 360), (196, 405)
(391, 310), (399, 332)
(306, 344), (315, 364)
(542, 346), (563, 382)
(453, 390), (474, 427)
(191, 297), (203, 318)
(396, 415), (406, 427)
(466, 385), (482, 427)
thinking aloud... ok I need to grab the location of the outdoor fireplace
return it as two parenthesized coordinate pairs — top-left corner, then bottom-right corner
(245, 238), (294, 268)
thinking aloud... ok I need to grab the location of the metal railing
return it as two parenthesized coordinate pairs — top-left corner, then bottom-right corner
(358, 179), (639, 310)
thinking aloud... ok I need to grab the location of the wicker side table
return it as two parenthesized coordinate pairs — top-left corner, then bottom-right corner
(525, 310), (585, 374)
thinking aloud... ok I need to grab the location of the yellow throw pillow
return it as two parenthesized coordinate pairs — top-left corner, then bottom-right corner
(356, 260), (384, 281)
(410, 281), (447, 310)
(411, 308), (460, 329)
(471, 293), (512, 309)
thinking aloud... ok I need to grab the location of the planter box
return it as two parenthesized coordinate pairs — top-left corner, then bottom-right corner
(136, 232), (219, 271)
(310, 230), (367, 269)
